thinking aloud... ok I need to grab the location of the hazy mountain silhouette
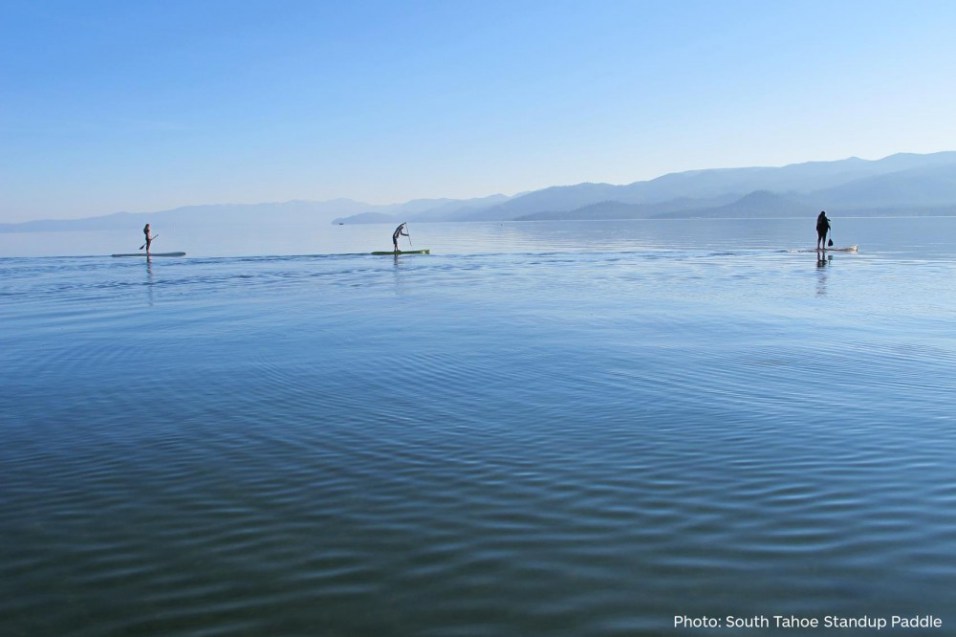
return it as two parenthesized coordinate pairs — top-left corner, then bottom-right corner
(652, 191), (815, 219)
(811, 162), (956, 209)
(407, 151), (956, 223)
(1, 200), (371, 233)
(515, 195), (739, 221)
(5, 151), (956, 233)
(333, 194), (512, 224)
(480, 152), (956, 222)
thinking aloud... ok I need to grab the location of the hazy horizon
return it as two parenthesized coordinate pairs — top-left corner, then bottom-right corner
(4, 0), (956, 223)
(6, 150), (956, 227)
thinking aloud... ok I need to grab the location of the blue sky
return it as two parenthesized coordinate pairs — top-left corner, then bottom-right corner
(3, 0), (956, 222)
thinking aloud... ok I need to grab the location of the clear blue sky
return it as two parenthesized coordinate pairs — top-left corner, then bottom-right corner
(3, 0), (956, 222)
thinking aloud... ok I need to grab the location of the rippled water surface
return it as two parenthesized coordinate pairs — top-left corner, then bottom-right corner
(2, 219), (956, 636)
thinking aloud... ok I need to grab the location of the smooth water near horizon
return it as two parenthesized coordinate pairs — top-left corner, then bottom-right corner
(2, 219), (956, 636)
(3, 215), (956, 259)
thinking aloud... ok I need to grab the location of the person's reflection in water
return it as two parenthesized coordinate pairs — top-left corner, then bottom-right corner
(391, 253), (406, 296)
(816, 253), (830, 296)
(145, 257), (155, 306)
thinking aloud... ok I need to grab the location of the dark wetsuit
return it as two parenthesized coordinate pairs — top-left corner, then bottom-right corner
(816, 212), (830, 249)
(392, 223), (408, 251)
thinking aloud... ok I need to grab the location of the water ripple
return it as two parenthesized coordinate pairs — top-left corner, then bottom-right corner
(3, 244), (956, 636)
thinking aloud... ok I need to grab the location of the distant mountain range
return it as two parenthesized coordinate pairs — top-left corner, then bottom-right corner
(4, 152), (956, 233)
(335, 151), (956, 223)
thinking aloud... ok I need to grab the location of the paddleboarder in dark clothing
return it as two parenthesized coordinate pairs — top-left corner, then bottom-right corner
(392, 222), (409, 251)
(816, 211), (831, 250)
(143, 223), (153, 254)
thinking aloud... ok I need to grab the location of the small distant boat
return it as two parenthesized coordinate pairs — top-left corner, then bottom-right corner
(111, 252), (186, 257)
(371, 249), (430, 256)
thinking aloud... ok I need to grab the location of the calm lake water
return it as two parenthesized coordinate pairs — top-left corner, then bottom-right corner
(2, 218), (956, 636)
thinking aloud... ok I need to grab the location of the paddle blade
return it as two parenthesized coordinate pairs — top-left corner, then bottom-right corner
(828, 238), (833, 247)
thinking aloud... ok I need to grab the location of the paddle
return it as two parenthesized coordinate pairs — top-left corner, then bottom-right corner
(139, 234), (158, 250)
(406, 224), (413, 248)
(828, 228), (833, 247)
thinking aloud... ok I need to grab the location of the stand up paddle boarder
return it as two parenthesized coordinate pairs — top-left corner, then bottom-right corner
(392, 222), (409, 252)
(816, 211), (831, 251)
(142, 224), (154, 254)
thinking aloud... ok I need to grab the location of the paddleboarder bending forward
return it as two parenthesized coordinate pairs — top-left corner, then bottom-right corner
(143, 223), (154, 254)
(816, 211), (830, 250)
(393, 222), (409, 252)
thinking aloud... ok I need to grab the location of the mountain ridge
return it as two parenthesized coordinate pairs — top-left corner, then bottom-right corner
(4, 152), (956, 233)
